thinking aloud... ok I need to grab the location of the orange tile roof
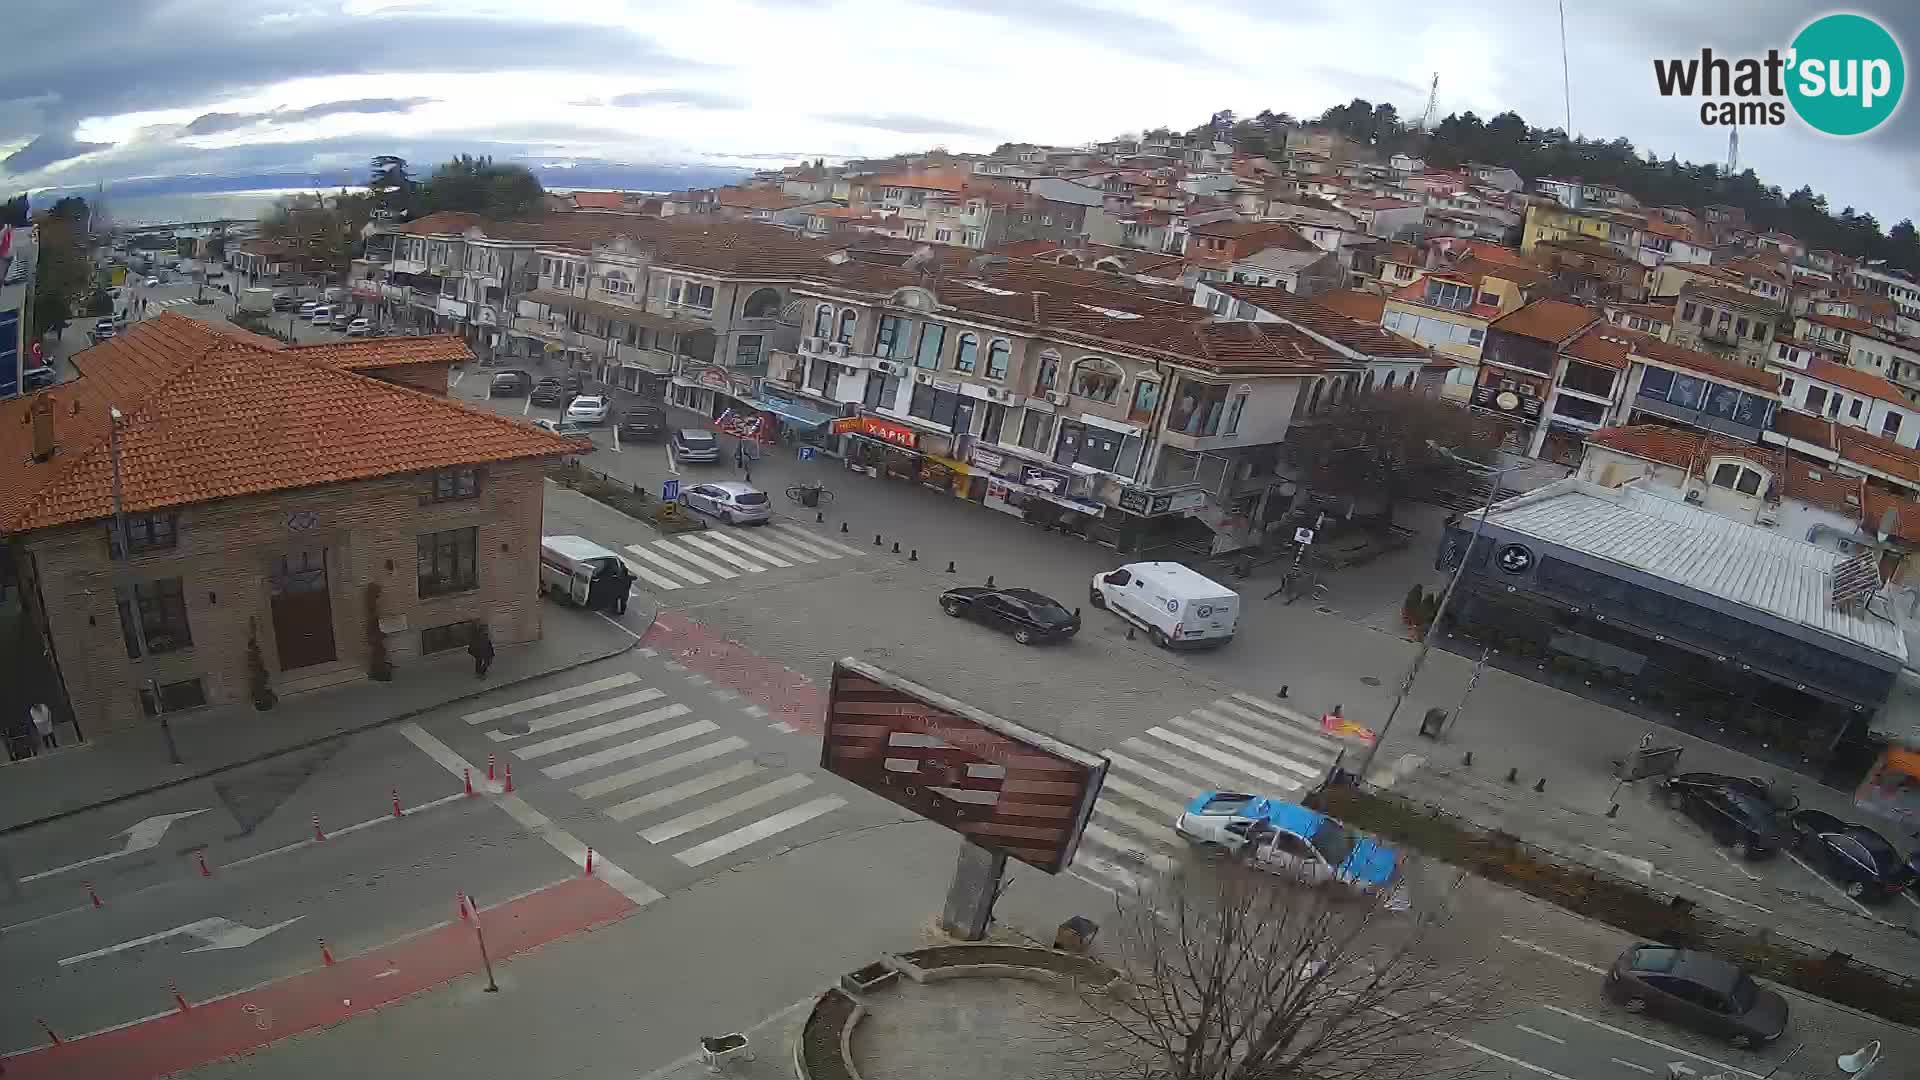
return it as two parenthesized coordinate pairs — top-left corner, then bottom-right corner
(1785, 460), (1865, 518)
(1209, 285), (1427, 358)
(286, 336), (473, 371)
(1803, 358), (1909, 405)
(1862, 487), (1920, 542)
(1607, 302), (1674, 323)
(1802, 312), (1875, 334)
(1681, 282), (1783, 313)
(1490, 298), (1599, 344)
(1770, 408), (1837, 449)
(1631, 336), (1780, 391)
(1312, 289), (1386, 324)
(1564, 324), (1643, 370)
(1834, 426), (1920, 484)
(1586, 424), (1704, 469)
(0, 314), (583, 534)
(570, 190), (628, 210)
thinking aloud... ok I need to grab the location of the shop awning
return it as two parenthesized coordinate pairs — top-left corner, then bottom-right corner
(924, 453), (973, 476)
(752, 398), (836, 429)
(993, 476), (1106, 517)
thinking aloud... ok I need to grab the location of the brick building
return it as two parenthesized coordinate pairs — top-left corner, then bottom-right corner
(1, 314), (583, 743)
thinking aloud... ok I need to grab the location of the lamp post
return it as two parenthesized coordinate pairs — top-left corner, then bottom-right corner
(1355, 444), (1512, 781)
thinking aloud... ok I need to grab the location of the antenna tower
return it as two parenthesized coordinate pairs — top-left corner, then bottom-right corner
(1419, 73), (1440, 131)
(1725, 128), (1739, 175)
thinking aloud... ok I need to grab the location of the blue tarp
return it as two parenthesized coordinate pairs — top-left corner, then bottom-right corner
(752, 397), (835, 429)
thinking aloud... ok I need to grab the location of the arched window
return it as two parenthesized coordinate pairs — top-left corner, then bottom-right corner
(1070, 357), (1125, 403)
(954, 333), (979, 374)
(742, 287), (782, 319)
(1130, 378), (1162, 419)
(837, 309), (857, 344)
(813, 305), (833, 339)
(1383, 371), (1398, 390)
(1363, 370), (1376, 393)
(986, 340), (1011, 380)
(1035, 350), (1061, 392)
(602, 269), (634, 296)
(1307, 380), (1325, 413)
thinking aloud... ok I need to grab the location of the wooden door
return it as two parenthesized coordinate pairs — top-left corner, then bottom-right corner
(270, 548), (337, 671)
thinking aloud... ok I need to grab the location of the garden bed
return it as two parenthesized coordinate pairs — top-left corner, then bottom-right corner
(900, 944), (1109, 982)
(546, 461), (706, 533)
(798, 987), (861, 1080)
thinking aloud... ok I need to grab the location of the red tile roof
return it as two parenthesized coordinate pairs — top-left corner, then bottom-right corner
(1208, 285), (1427, 358)
(1834, 426), (1920, 485)
(1586, 424), (1704, 469)
(1803, 358), (1909, 405)
(570, 190), (628, 210)
(1784, 460), (1865, 518)
(1802, 312), (1875, 334)
(1631, 336), (1780, 392)
(1312, 289), (1386, 324)
(286, 336), (473, 371)
(0, 314), (583, 534)
(1564, 324), (1643, 370)
(1680, 282), (1784, 313)
(1770, 409), (1837, 449)
(1862, 487), (1920, 542)
(1490, 299), (1599, 344)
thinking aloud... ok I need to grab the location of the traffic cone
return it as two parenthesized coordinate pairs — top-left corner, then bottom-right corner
(195, 850), (211, 878)
(584, 848), (595, 877)
(171, 982), (191, 1013)
(487, 752), (496, 782)
(319, 939), (335, 967)
(84, 881), (102, 908)
(457, 892), (471, 923)
(504, 763), (514, 794)
(464, 768), (473, 797)
(391, 788), (403, 818)
(313, 814), (326, 842)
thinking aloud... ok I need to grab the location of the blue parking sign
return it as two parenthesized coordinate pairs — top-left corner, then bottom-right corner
(798, 446), (816, 461)
(662, 479), (680, 502)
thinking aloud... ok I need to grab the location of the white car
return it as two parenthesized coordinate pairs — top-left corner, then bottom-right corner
(310, 305), (333, 324)
(565, 395), (610, 424)
(680, 481), (771, 525)
(346, 318), (371, 336)
(143, 276), (160, 288)
(299, 302), (319, 320)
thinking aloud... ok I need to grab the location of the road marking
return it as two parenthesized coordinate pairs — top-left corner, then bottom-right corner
(462, 673), (640, 725)
(1903, 889), (1920, 911)
(1164, 714), (1324, 780)
(651, 539), (740, 579)
(1099, 775), (1188, 819)
(59, 916), (305, 966)
(1102, 750), (1214, 803)
(223, 792), (468, 870)
(674, 795), (847, 866)
(1539, 1005), (1761, 1079)
(640, 774), (813, 844)
(623, 543), (711, 584)
(715, 528), (816, 564)
(1201, 701), (1344, 755)
(1652, 869), (1771, 913)
(541, 720), (719, 779)
(396, 722), (661, 906)
(675, 533), (770, 572)
(483, 688), (666, 741)
(571, 737), (749, 799)
(701, 529), (795, 567)
(1713, 848), (1762, 881)
(664, 445), (678, 474)
(1078, 823), (1175, 871)
(768, 524), (860, 558)
(1114, 739), (1303, 800)
(1498, 935), (1606, 974)
(1784, 849), (1875, 918)
(1514, 1024), (1566, 1045)
(1610, 1059), (1656, 1075)
(1092, 803), (1184, 848)
(610, 426), (622, 453)
(521, 397), (532, 416)
(619, 557), (682, 591)
(605, 760), (764, 822)
(633, 995), (817, 1080)
(22, 809), (211, 882)
(1142, 728), (1292, 788)
(515, 703), (693, 760)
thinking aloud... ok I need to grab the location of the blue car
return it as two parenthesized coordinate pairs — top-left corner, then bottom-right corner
(1174, 791), (1406, 907)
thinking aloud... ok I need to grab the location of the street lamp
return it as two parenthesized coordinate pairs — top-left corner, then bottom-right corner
(1355, 442), (1513, 781)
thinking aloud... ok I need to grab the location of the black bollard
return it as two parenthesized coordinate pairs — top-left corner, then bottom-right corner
(909, 549), (917, 561)
(1606, 803), (1620, 818)
(1462, 751), (1473, 767)
(816, 511), (824, 523)
(875, 534), (883, 546)
(945, 561), (956, 573)
(1277, 685), (1289, 698)
(986, 575), (995, 587)
(841, 522), (849, 533)
(892, 541), (900, 553)
(1533, 777), (1546, 793)
(1504, 767), (1518, 784)
(1127, 626), (1136, 640)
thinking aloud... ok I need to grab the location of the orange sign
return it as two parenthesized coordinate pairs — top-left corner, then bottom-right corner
(831, 415), (918, 449)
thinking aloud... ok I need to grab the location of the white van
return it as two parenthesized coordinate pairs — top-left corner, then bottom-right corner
(1090, 561), (1239, 649)
(539, 535), (631, 611)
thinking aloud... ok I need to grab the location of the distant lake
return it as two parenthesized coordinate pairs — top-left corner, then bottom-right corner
(107, 188), (369, 227)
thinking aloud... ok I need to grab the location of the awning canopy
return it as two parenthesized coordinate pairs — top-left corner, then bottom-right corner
(751, 397), (836, 429)
(522, 288), (710, 336)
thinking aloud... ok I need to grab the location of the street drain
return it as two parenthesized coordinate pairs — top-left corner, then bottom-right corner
(1360, 676), (1382, 686)
(1314, 604), (1335, 615)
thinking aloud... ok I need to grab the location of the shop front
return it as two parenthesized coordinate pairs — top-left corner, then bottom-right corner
(834, 415), (925, 480)
(969, 447), (1109, 533)
(750, 387), (843, 453)
(671, 364), (760, 420)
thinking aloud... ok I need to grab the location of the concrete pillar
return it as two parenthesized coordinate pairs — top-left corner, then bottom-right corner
(940, 839), (1007, 941)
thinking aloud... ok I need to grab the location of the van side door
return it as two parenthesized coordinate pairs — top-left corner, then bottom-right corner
(571, 568), (593, 605)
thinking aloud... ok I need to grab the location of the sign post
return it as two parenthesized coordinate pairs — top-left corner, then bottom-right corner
(661, 478), (680, 503)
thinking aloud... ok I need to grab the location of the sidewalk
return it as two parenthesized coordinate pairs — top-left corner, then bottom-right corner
(0, 603), (649, 835)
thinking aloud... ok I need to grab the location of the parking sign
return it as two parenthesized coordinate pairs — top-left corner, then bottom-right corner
(798, 446), (816, 461)
(662, 479), (680, 502)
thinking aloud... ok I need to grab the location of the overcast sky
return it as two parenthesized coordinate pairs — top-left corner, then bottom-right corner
(1, 1), (1914, 224)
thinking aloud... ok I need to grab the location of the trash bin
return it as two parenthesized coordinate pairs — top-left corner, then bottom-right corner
(1418, 707), (1448, 739)
(1055, 915), (1098, 953)
(799, 486), (820, 508)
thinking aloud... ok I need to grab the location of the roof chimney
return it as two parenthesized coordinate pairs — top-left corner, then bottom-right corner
(29, 395), (55, 463)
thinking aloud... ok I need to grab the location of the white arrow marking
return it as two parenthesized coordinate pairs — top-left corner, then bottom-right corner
(58, 914), (304, 966)
(22, 809), (211, 883)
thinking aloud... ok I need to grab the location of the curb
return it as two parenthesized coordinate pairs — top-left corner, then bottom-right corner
(0, 613), (653, 838)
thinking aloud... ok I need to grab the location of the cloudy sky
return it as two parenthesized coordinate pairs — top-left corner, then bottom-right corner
(1, 0), (1914, 222)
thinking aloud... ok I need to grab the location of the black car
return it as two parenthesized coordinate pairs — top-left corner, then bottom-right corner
(618, 405), (667, 442)
(1659, 772), (1793, 859)
(1787, 809), (1912, 902)
(529, 378), (566, 406)
(939, 586), (1081, 645)
(21, 364), (54, 391)
(489, 369), (533, 397)
(1605, 945), (1787, 1048)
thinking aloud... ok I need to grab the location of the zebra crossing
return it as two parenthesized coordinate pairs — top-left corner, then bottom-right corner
(616, 522), (868, 592)
(1071, 692), (1350, 889)
(150, 297), (196, 308)
(460, 670), (848, 869)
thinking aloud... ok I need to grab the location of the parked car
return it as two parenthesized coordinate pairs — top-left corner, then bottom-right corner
(529, 378), (566, 406)
(533, 417), (597, 441)
(671, 428), (720, 463)
(1604, 945), (1787, 1048)
(330, 311), (355, 329)
(1657, 772), (1793, 859)
(22, 364), (54, 391)
(143, 276), (160, 288)
(299, 302), (319, 320)
(489, 369), (533, 397)
(1174, 792), (1407, 908)
(1090, 562), (1239, 649)
(345, 318), (371, 336)
(272, 293), (295, 311)
(565, 395), (610, 424)
(91, 318), (117, 342)
(1786, 809), (1912, 902)
(679, 481), (770, 525)
(309, 305), (334, 324)
(939, 586), (1081, 645)
(617, 404), (667, 442)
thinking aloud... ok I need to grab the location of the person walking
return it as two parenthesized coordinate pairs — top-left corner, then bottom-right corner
(28, 702), (54, 750)
(468, 625), (495, 679)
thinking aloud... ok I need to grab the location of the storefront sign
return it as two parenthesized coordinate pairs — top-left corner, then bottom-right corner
(932, 378), (961, 393)
(971, 448), (1005, 472)
(1021, 466), (1068, 494)
(1496, 543), (1534, 575)
(698, 366), (732, 391)
(833, 415), (919, 449)
(1118, 488), (1152, 515)
(1166, 489), (1207, 513)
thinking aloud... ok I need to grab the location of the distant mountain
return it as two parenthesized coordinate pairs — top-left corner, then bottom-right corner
(35, 160), (756, 201)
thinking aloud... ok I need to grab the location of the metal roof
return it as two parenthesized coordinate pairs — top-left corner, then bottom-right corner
(1481, 479), (1908, 662)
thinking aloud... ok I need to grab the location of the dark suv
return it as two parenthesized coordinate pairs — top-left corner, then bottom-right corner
(489, 369), (533, 397)
(618, 405), (667, 442)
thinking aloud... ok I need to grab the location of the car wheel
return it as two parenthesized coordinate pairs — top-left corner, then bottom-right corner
(1730, 839), (1751, 859)
(942, 600), (965, 617)
(1845, 880), (1865, 899)
(1728, 1033), (1753, 1050)
(1150, 628), (1170, 649)
(1622, 998), (1646, 1014)
(1088, 588), (1106, 610)
(722, 510), (734, 525)
(1013, 628), (1034, 645)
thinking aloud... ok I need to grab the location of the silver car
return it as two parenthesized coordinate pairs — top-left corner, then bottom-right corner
(681, 481), (770, 525)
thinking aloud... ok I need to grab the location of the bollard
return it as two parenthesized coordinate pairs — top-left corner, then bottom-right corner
(909, 549), (918, 561)
(36, 1017), (60, 1046)
(840, 522), (849, 533)
(391, 788), (403, 819)
(1278, 685), (1289, 699)
(945, 560), (956, 573)
(1606, 803), (1620, 818)
(1504, 767), (1518, 784)
(816, 511), (824, 523)
(487, 752), (496, 781)
(891, 541), (900, 553)
(464, 768), (473, 797)
(1462, 751), (1473, 767)
(171, 982), (191, 1013)
(585, 847), (595, 877)
(874, 534), (883, 546)
(986, 575), (994, 587)
(195, 850), (212, 878)
(458, 892), (471, 923)
(320, 938), (335, 967)
(504, 763), (514, 794)
(1126, 626), (1136, 640)
(85, 880), (103, 908)
(313, 814), (326, 842)
(1533, 777), (1547, 793)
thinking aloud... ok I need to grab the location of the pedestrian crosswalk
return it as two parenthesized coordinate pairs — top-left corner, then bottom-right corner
(460, 670), (848, 869)
(617, 522), (868, 592)
(151, 297), (196, 308)
(1071, 693), (1349, 889)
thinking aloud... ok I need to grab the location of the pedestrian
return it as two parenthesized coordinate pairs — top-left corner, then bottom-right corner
(468, 625), (495, 679)
(734, 442), (747, 471)
(29, 702), (54, 751)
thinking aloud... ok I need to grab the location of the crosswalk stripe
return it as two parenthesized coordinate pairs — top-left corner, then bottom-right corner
(1165, 715), (1326, 781)
(463, 673), (640, 725)
(673, 534), (768, 573)
(767, 524), (856, 558)
(1211, 699), (1343, 753)
(1192, 707), (1340, 764)
(675, 796), (847, 867)
(623, 543), (711, 585)
(1228, 693), (1334, 734)
(541, 720), (719, 779)
(484, 688), (665, 742)
(652, 539), (740, 579)
(1093, 802), (1184, 848)
(1103, 751), (1216, 803)
(639, 774), (813, 843)
(1079, 822), (1175, 871)
(516, 704), (692, 760)
(570, 737), (749, 799)
(620, 556), (683, 591)
(604, 760), (764, 822)
(1128, 726), (1297, 787)
(711, 529), (816, 564)
(700, 529), (796, 567)
(1100, 775), (1189, 819)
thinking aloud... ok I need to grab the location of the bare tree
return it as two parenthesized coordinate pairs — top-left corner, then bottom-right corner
(1285, 390), (1512, 528)
(1052, 859), (1498, 1080)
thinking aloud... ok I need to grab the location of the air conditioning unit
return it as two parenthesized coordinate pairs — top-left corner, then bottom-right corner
(984, 386), (1006, 402)
(1046, 391), (1070, 406)
(828, 342), (850, 357)
(915, 371), (934, 385)
(874, 360), (905, 377)
(1756, 506), (1780, 526)
(1684, 486), (1704, 504)
(802, 336), (824, 353)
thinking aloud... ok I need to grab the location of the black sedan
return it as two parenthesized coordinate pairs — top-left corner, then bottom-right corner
(529, 378), (566, 406)
(1604, 945), (1787, 1048)
(940, 587), (1080, 645)
(1787, 809), (1912, 902)
(1658, 772), (1792, 859)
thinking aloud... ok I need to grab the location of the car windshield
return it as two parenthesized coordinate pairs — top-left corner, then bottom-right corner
(1196, 793), (1256, 816)
(1308, 819), (1356, 866)
(733, 492), (768, 506)
(1728, 974), (1758, 1013)
(682, 433), (714, 445)
(1630, 947), (1681, 973)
